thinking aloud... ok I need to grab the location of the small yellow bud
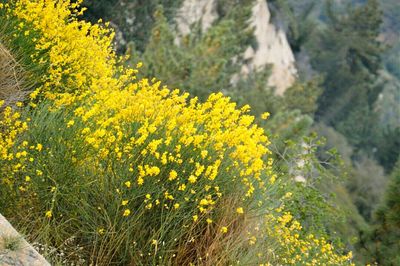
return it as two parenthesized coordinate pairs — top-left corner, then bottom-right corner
(220, 226), (228, 234)
(45, 210), (52, 218)
(261, 112), (270, 120)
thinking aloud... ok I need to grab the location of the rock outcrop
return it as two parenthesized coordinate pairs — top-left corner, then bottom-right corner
(0, 214), (50, 266)
(176, 0), (218, 35)
(176, 0), (297, 94)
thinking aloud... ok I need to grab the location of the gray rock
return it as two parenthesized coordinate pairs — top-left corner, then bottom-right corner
(0, 214), (50, 266)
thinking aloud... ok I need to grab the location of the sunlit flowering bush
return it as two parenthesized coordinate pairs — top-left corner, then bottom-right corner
(263, 209), (354, 265)
(0, 0), (354, 265)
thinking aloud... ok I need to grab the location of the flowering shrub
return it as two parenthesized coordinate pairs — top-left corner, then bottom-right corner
(263, 210), (353, 265)
(0, 0), (354, 265)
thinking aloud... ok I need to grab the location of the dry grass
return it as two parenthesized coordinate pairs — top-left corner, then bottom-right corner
(173, 197), (254, 266)
(0, 43), (27, 106)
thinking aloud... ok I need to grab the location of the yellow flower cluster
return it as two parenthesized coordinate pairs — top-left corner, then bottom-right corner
(12, 0), (117, 96)
(0, 101), (35, 191)
(4, 0), (273, 224)
(263, 210), (354, 265)
(0, 103), (27, 160)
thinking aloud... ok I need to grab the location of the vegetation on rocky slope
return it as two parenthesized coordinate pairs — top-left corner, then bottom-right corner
(0, 0), (356, 265)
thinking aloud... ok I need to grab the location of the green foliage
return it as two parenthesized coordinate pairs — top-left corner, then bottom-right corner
(267, 110), (313, 151)
(346, 156), (387, 221)
(272, 133), (346, 236)
(82, 0), (183, 51)
(283, 77), (323, 116)
(127, 4), (256, 102)
(263, 111), (351, 244)
(373, 159), (400, 265)
(372, 127), (400, 172)
(384, 42), (400, 79)
(310, 0), (383, 125)
(0, 7), (48, 93)
(269, 0), (318, 53)
(301, 1), (392, 181)
(227, 67), (280, 117)
(380, 0), (400, 39)
(313, 123), (353, 164)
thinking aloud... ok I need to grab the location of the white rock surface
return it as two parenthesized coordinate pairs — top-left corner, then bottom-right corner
(0, 214), (50, 266)
(245, 0), (297, 95)
(176, 0), (297, 94)
(176, 0), (218, 35)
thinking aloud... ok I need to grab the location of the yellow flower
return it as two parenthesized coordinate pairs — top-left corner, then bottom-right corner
(174, 203), (180, 209)
(25, 176), (31, 182)
(261, 112), (270, 120)
(269, 175), (276, 184)
(199, 199), (209, 206)
(188, 175), (197, 183)
(66, 120), (75, 127)
(121, 200), (129, 206)
(45, 210), (52, 218)
(168, 170), (178, 181)
(206, 218), (213, 224)
(192, 215), (198, 222)
(220, 226), (228, 234)
(284, 192), (293, 198)
(123, 209), (131, 216)
(236, 207), (244, 214)
(124, 181), (131, 188)
(98, 228), (105, 235)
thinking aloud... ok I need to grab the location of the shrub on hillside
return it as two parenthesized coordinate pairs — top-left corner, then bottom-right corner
(0, 1), (353, 265)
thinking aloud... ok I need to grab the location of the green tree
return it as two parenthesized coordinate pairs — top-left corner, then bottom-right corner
(126, 3), (258, 102)
(309, 0), (384, 150)
(82, 0), (182, 52)
(373, 159), (400, 265)
(283, 77), (323, 116)
(269, 0), (318, 53)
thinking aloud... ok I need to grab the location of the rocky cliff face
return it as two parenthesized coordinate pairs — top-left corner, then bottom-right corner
(176, 0), (297, 94)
